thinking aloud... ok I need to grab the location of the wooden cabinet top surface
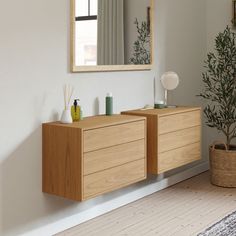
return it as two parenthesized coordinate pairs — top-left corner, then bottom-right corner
(122, 106), (201, 117)
(43, 114), (146, 130)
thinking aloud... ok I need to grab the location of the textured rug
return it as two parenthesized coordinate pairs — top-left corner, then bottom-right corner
(198, 211), (236, 236)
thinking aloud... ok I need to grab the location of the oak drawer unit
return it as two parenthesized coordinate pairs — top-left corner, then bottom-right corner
(42, 115), (147, 201)
(122, 107), (201, 174)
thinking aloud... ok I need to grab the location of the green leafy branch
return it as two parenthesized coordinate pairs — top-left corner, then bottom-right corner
(198, 26), (236, 147)
(129, 18), (151, 65)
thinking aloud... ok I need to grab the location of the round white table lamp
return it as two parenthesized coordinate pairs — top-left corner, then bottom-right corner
(161, 71), (179, 107)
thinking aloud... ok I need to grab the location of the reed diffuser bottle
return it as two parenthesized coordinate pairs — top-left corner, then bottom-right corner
(61, 84), (74, 124)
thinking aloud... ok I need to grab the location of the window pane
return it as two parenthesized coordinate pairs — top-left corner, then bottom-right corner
(75, 20), (97, 66)
(90, 0), (97, 15)
(76, 0), (88, 17)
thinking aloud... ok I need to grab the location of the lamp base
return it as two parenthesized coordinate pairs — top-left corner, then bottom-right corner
(154, 103), (165, 109)
(166, 105), (178, 108)
(154, 104), (178, 109)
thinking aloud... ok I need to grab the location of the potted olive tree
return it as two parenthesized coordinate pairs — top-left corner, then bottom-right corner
(199, 26), (236, 187)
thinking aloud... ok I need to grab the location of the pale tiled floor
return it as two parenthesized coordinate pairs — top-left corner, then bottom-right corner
(57, 172), (236, 236)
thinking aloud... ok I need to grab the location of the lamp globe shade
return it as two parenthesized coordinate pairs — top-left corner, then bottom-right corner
(161, 72), (179, 91)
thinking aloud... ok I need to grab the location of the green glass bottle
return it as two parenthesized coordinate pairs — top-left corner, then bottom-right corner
(106, 93), (113, 116)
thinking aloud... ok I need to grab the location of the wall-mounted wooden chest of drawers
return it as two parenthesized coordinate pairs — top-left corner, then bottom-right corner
(43, 115), (146, 201)
(122, 107), (201, 174)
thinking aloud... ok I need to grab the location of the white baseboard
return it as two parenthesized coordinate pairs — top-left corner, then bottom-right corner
(22, 162), (209, 236)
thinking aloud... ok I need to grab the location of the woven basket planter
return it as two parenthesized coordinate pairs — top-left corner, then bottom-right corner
(209, 142), (236, 188)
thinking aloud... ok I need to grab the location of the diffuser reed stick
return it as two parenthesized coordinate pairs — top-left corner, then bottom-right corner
(63, 84), (74, 110)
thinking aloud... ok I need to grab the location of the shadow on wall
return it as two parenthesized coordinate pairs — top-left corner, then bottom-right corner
(0, 122), (207, 235)
(0, 117), (152, 235)
(1, 98), (146, 235)
(0, 93), (207, 236)
(0, 127), (79, 235)
(0, 121), (161, 235)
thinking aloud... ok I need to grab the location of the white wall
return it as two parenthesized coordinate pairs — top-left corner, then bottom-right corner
(0, 0), (206, 235)
(207, 0), (232, 51)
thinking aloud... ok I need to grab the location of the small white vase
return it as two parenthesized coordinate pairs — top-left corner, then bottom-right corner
(60, 109), (73, 124)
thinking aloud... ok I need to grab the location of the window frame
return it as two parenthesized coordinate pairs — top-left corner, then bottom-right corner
(75, 0), (97, 21)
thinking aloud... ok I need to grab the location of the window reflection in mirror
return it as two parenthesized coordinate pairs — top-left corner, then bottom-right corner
(71, 0), (153, 71)
(75, 0), (98, 65)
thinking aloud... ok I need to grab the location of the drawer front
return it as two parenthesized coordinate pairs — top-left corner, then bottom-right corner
(158, 142), (201, 173)
(84, 121), (145, 152)
(84, 139), (145, 175)
(158, 126), (201, 153)
(83, 159), (146, 199)
(158, 110), (201, 135)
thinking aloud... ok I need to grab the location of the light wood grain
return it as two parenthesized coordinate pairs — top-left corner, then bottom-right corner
(56, 172), (236, 236)
(158, 126), (201, 153)
(122, 107), (201, 117)
(70, 0), (75, 72)
(145, 115), (158, 174)
(150, 0), (154, 65)
(121, 111), (158, 174)
(70, 0), (154, 73)
(43, 115), (146, 201)
(83, 159), (146, 199)
(122, 107), (202, 174)
(47, 115), (145, 130)
(158, 110), (201, 134)
(42, 124), (83, 201)
(83, 121), (145, 152)
(71, 64), (152, 73)
(84, 139), (145, 175)
(158, 142), (201, 173)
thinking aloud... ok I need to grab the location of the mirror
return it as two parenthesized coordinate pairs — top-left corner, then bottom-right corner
(71, 0), (154, 72)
